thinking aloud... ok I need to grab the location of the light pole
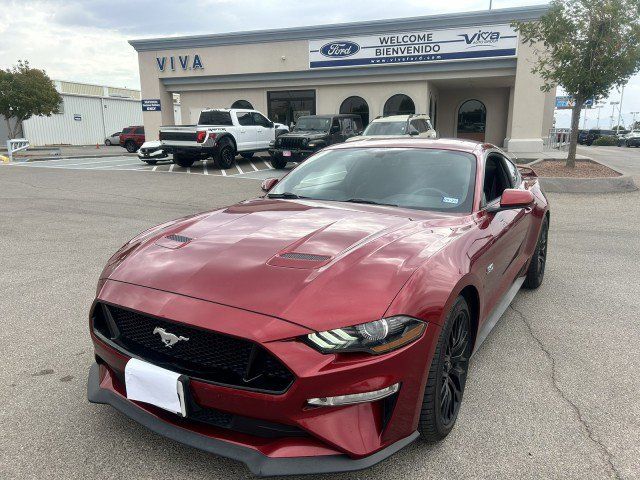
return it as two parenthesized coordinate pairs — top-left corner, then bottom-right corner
(615, 85), (625, 134)
(630, 111), (639, 130)
(610, 101), (619, 129)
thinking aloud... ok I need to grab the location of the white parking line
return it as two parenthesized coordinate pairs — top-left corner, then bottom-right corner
(262, 159), (273, 170)
(152, 165), (158, 172)
(169, 164), (174, 172)
(203, 161), (208, 175)
(235, 163), (244, 174)
(187, 167), (191, 174)
(28, 157), (134, 168)
(248, 160), (259, 172)
(86, 162), (145, 169)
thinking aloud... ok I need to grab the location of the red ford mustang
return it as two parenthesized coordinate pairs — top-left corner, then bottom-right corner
(88, 139), (549, 476)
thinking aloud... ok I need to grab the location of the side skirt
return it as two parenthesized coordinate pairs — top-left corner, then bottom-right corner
(472, 276), (525, 354)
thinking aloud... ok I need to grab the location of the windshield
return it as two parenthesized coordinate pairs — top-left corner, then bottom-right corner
(269, 147), (476, 213)
(294, 117), (331, 132)
(363, 121), (408, 136)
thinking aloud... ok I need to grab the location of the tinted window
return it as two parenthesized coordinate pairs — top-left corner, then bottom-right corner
(269, 148), (476, 213)
(236, 112), (254, 126)
(122, 127), (133, 134)
(199, 111), (233, 126)
(137, 127), (145, 134)
(410, 119), (429, 133)
(252, 112), (271, 127)
(331, 118), (340, 130)
(340, 117), (355, 133)
(294, 117), (331, 131)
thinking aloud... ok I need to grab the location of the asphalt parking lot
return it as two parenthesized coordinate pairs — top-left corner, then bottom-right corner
(1, 155), (639, 480)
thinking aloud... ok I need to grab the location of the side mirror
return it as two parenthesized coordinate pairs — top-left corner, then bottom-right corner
(261, 177), (279, 192)
(489, 189), (534, 212)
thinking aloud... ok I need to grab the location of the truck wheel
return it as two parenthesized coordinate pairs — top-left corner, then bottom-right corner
(270, 157), (287, 169)
(240, 152), (254, 159)
(173, 153), (195, 168)
(125, 141), (138, 153)
(214, 139), (236, 169)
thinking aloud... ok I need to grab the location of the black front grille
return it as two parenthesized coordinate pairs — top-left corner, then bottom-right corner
(278, 136), (306, 149)
(93, 303), (294, 394)
(160, 131), (198, 142)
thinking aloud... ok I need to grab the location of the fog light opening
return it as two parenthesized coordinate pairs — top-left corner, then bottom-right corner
(307, 383), (400, 407)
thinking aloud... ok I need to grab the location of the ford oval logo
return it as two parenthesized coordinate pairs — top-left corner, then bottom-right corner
(320, 41), (360, 58)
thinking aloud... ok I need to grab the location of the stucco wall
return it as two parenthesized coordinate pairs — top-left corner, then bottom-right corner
(437, 87), (510, 146)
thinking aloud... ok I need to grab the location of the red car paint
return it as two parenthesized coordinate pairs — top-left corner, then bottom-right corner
(89, 139), (549, 471)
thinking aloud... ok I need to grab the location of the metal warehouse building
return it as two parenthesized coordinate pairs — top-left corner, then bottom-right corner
(21, 81), (143, 146)
(130, 5), (555, 153)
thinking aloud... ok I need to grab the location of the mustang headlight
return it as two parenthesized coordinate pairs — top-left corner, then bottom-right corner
(306, 316), (425, 354)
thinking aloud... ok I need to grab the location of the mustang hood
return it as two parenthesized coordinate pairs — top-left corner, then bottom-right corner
(105, 199), (462, 331)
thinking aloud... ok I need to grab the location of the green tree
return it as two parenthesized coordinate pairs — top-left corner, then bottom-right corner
(513, 0), (640, 167)
(0, 60), (62, 140)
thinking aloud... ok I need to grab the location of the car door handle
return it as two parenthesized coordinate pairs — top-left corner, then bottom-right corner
(240, 130), (246, 133)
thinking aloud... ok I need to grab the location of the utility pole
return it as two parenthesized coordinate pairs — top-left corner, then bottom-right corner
(610, 101), (619, 129)
(489, 0), (493, 9)
(595, 105), (604, 128)
(631, 111), (639, 129)
(615, 85), (625, 134)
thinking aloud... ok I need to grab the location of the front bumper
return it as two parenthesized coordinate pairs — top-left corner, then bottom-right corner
(268, 148), (315, 160)
(138, 149), (168, 160)
(88, 363), (417, 476)
(88, 280), (437, 475)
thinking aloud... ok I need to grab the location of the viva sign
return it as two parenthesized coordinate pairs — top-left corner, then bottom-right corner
(156, 54), (204, 72)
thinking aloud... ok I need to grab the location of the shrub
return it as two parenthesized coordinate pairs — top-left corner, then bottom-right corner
(593, 135), (618, 146)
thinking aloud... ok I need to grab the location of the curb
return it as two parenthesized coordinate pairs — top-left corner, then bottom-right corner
(16, 153), (136, 162)
(529, 158), (638, 193)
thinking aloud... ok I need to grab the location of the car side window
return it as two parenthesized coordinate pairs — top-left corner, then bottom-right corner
(252, 113), (271, 128)
(411, 119), (428, 133)
(237, 112), (254, 126)
(483, 155), (512, 206)
(331, 118), (340, 130)
(503, 157), (520, 186)
(340, 117), (355, 134)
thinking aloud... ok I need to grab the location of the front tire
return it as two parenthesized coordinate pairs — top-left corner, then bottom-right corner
(270, 157), (288, 169)
(105, 140), (112, 146)
(523, 216), (549, 289)
(418, 296), (471, 442)
(125, 141), (138, 153)
(173, 153), (195, 168)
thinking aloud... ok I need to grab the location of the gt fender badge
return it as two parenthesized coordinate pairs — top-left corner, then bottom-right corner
(153, 327), (189, 348)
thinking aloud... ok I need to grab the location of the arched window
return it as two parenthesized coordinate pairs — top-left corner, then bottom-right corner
(231, 100), (253, 109)
(340, 96), (370, 125)
(383, 94), (415, 116)
(457, 99), (486, 142)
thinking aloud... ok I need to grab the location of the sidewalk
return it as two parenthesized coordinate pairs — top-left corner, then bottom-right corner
(1, 145), (135, 161)
(507, 149), (591, 163)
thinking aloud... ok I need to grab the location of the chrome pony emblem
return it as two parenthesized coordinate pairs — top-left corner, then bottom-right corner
(153, 327), (189, 348)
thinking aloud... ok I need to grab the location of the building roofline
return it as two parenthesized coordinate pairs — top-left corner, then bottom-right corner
(128, 5), (548, 52)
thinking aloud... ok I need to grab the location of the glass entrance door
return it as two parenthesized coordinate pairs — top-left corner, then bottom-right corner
(267, 90), (316, 128)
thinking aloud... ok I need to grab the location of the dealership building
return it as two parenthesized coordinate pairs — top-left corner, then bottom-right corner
(130, 5), (554, 153)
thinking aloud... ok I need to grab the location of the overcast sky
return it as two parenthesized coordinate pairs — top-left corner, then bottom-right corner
(0, 0), (638, 129)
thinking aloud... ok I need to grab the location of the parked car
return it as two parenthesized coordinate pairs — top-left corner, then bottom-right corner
(577, 129), (589, 145)
(584, 129), (615, 146)
(619, 130), (640, 147)
(119, 126), (145, 152)
(105, 132), (121, 146)
(88, 138), (550, 476)
(347, 114), (437, 142)
(137, 141), (168, 164)
(159, 109), (287, 169)
(268, 114), (363, 169)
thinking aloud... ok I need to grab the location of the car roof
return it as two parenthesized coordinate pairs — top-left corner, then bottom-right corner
(327, 137), (489, 154)
(371, 114), (431, 122)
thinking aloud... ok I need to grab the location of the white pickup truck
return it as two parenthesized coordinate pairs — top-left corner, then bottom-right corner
(159, 108), (288, 168)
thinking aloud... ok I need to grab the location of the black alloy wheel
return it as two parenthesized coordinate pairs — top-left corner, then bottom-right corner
(418, 295), (471, 442)
(215, 140), (236, 169)
(523, 216), (549, 289)
(105, 139), (112, 146)
(440, 309), (470, 428)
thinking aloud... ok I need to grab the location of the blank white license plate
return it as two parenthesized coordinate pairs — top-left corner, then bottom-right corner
(125, 358), (187, 416)
(283, 150), (292, 157)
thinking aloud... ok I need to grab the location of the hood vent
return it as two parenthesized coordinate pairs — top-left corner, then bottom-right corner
(165, 234), (192, 243)
(279, 252), (331, 262)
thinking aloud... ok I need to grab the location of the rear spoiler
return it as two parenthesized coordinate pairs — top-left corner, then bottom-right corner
(517, 165), (538, 179)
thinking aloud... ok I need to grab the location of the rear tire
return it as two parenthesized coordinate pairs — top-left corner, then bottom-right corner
(270, 157), (287, 169)
(125, 141), (138, 153)
(523, 216), (549, 289)
(105, 140), (112, 146)
(173, 153), (195, 168)
(214, 138), (236, 169)
(418, 296), (471, 442)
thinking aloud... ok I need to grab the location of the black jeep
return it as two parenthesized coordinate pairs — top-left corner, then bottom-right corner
(268, 114), (363, 169)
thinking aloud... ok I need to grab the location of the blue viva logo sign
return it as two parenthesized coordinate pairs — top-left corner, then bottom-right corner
(320, 41), (360, 58)
(459, 30), (501, 45)
(156, 54), (204, 71)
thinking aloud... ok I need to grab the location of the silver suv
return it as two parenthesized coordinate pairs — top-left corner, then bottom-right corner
(346, 114), (437, 142)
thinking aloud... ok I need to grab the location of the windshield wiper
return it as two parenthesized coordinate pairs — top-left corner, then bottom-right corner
(267, 192), (307, 199)
(343, 198), (397, 207)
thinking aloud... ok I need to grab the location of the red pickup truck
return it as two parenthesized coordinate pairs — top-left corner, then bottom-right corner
(119, 126), (145, 152)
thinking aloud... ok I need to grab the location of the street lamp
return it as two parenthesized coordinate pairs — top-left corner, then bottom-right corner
(610, 101), (620, 129)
